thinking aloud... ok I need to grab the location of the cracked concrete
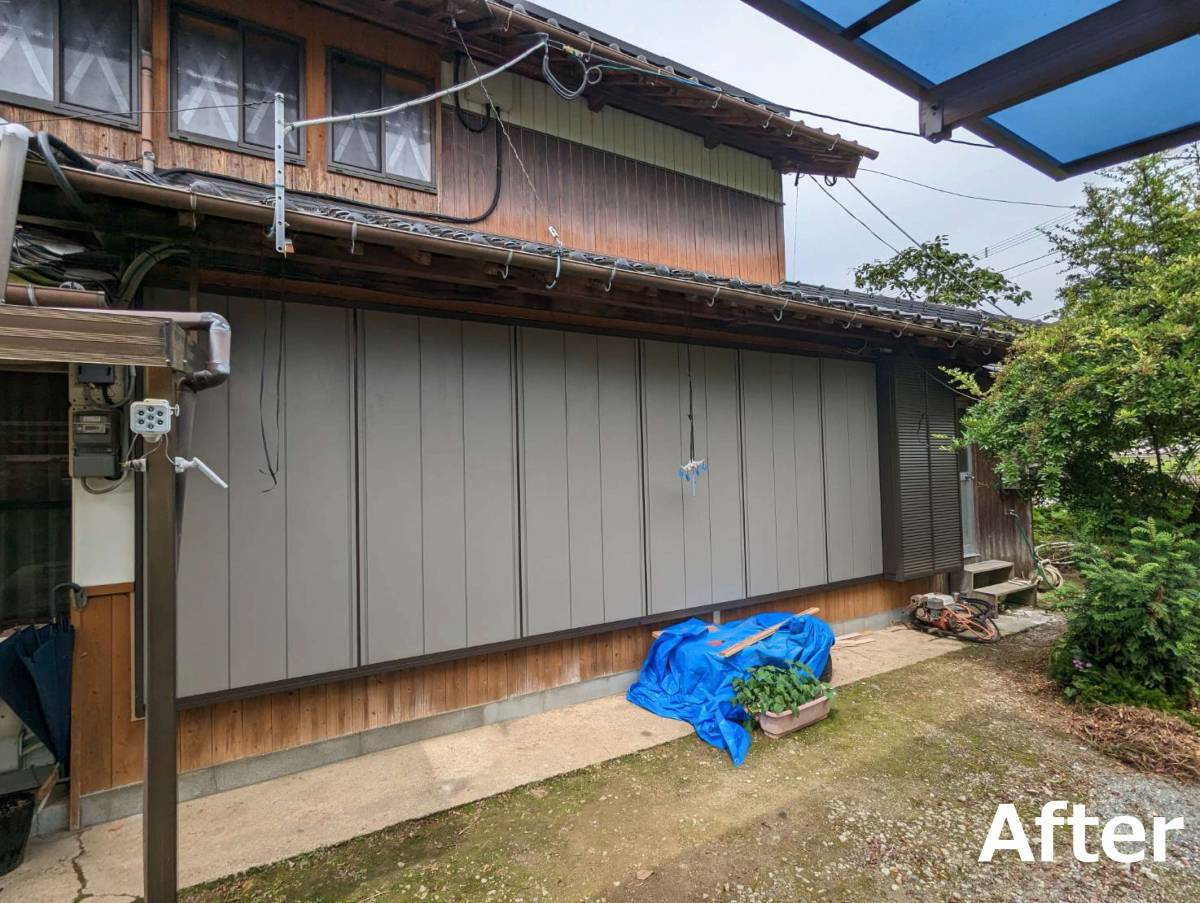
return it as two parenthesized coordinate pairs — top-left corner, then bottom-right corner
(0, 609), (1055, 899)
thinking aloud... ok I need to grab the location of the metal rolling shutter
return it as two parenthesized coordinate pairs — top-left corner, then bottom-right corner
(878, 357), (963, 581)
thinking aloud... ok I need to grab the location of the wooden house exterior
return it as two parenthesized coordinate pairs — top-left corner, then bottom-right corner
(1, 0), (1028, 830)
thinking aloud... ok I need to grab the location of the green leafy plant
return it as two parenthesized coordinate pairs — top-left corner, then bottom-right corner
(1048, 519), (1200, 711)
(731, 661), (833, 717)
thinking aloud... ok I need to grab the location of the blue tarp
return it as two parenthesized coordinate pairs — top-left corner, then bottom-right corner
(627, 612), (835, 765)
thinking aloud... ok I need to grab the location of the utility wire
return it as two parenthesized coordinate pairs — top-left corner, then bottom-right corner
(806, 175), (900, 255)
(858, 168), (1075, 208)
(999, 250), (1059, 273)
(841, 178), (1016, 318)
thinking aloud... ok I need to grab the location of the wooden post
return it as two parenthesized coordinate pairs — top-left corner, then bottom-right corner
(142, 366), (178, 902)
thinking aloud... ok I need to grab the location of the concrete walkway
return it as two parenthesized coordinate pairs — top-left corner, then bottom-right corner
(1, 608), (1053, 901)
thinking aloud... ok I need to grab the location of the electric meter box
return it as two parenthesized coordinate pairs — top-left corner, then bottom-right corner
(70, 408), (123, 479)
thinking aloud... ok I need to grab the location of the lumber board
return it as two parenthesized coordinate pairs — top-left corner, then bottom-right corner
(718, 607), (819, 658)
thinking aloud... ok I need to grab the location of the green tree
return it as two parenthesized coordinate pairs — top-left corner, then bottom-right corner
(959, 151), (1200, 531)
(853, 235), (1031, 310)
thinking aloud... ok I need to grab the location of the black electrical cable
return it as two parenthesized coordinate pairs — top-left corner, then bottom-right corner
(453, 52), (494, 133)
(33, 131), (97, 220)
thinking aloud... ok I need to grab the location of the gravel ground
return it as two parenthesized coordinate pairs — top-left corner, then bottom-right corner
(184, 621), (1200, 902)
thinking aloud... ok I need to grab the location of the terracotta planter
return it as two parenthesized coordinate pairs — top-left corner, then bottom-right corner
(756, 695), (830, 738)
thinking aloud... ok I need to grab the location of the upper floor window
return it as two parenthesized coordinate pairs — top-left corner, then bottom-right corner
(172, 8), (303, 157)
(0, 0), (136, 121)
(328, 50), (433, 189)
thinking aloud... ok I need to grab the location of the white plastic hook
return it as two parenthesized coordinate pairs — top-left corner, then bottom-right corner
(773, 297), (790, 322)
(500, 249), (513, 280)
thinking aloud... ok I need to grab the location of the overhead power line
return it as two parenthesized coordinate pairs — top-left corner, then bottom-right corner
(858, 168), (1076, 209)
(806, 176), (900, 255)
(999, 250), (1059, 273)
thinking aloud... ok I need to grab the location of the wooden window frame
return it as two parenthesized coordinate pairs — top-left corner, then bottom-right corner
(0, 0), (140, 131)
(169, 4), (306, 164)
(325, 46), (437, 194)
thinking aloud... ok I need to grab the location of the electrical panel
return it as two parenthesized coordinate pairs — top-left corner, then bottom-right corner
(69, 409), (123, 479)
(76, 363), (116, 385)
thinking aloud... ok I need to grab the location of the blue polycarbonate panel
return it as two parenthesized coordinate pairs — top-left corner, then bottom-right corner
(786, 0), (886, 28)
(863, 0), (1117, 84)
(991, 36), (1200, 165)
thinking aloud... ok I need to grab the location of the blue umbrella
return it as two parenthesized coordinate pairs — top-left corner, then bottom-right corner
(0, 585), (77, 765)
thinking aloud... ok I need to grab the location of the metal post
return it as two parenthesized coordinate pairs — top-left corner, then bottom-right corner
(272, 92), (287, 255)
(0, 123), (32, 289)
(143, 366), (178, 902)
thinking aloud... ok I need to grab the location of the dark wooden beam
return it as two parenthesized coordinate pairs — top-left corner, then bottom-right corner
(921, 0), (1200, 136)
(842, 0), (919, 41)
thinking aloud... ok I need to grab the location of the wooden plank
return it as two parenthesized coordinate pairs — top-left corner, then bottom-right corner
(210, 700), (245, 765)
(719, 607), (820, 658)
(177, 708), (213, 773)
(109, 592), (143, 788)
(73, 593), (113, 797)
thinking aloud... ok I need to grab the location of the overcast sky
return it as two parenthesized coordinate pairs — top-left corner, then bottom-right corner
(544, 0), (1091, 320)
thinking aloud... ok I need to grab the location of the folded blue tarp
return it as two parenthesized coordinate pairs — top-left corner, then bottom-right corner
(627, 612), (834, 765)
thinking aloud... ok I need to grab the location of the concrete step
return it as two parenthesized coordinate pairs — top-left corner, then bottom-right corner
(970, 579), (1038, 607)
(963, 559), (1013, 575)
(959, 559), (1014, 593)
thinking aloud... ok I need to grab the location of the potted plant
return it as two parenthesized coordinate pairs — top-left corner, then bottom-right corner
(731, 661), (834, 739)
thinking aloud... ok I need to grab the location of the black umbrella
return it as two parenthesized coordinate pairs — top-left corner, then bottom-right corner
(0, 584), (77, 764)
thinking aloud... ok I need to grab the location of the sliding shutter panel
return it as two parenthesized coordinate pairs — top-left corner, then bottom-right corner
(878, 357), (963, 580)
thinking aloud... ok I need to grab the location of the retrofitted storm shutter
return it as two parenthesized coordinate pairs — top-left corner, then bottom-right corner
(877, 357), (963, 581)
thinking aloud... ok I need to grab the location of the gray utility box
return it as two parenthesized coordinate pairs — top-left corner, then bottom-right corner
(69, 408), (122, 479)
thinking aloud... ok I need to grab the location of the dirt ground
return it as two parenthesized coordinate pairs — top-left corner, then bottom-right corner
(183, 623), (1200, 902)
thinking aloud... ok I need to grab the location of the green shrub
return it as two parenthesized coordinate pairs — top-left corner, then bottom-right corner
(1049, 518), (1200, 710)
(731, 662), (833, 717)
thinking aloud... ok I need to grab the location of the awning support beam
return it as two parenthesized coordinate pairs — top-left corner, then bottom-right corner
(919, 0), (1200, 139)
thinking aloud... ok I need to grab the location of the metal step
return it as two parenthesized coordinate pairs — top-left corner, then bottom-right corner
(970, 579), (1038, 606)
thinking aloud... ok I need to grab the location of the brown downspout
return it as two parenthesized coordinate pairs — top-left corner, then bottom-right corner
(3, 284), (106, 307)
(140, 50), (155, 173)
(137, 0), (155, 173)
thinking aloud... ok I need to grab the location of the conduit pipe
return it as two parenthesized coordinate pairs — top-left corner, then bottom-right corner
(0, 124), (33, 292)
(21, 161), (1008, 347)
(4, 283), (107, 307)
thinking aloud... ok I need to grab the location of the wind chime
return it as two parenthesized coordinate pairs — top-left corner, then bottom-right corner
(678, 345), (708, 495)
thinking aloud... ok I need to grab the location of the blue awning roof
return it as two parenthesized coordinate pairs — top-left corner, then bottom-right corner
(742, 0), (1200, 178)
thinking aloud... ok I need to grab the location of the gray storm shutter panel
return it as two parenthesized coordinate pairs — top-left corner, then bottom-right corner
(641, 341), (687, 613)
(701, 347), (745, 604)
(243, 29), (301, 153)
(0, 0), (54, 101)
(175, 12), (240, 143)
(383, 71), (433, 183)
(878, 357), (963, 581)
(61, 0), (134, 115)
(359, 311), (424, 664)
(331, 55), (381, 171)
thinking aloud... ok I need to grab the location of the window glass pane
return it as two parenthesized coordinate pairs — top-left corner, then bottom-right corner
(0, 0), (54, 101)
(174, 12), (239, 143)
(0, 371), (70, 628)
(330, 56), (380, 171)
(61, 0), (133, 115)
(383, 73), (432, 184)
(243, 29), (301, 153)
